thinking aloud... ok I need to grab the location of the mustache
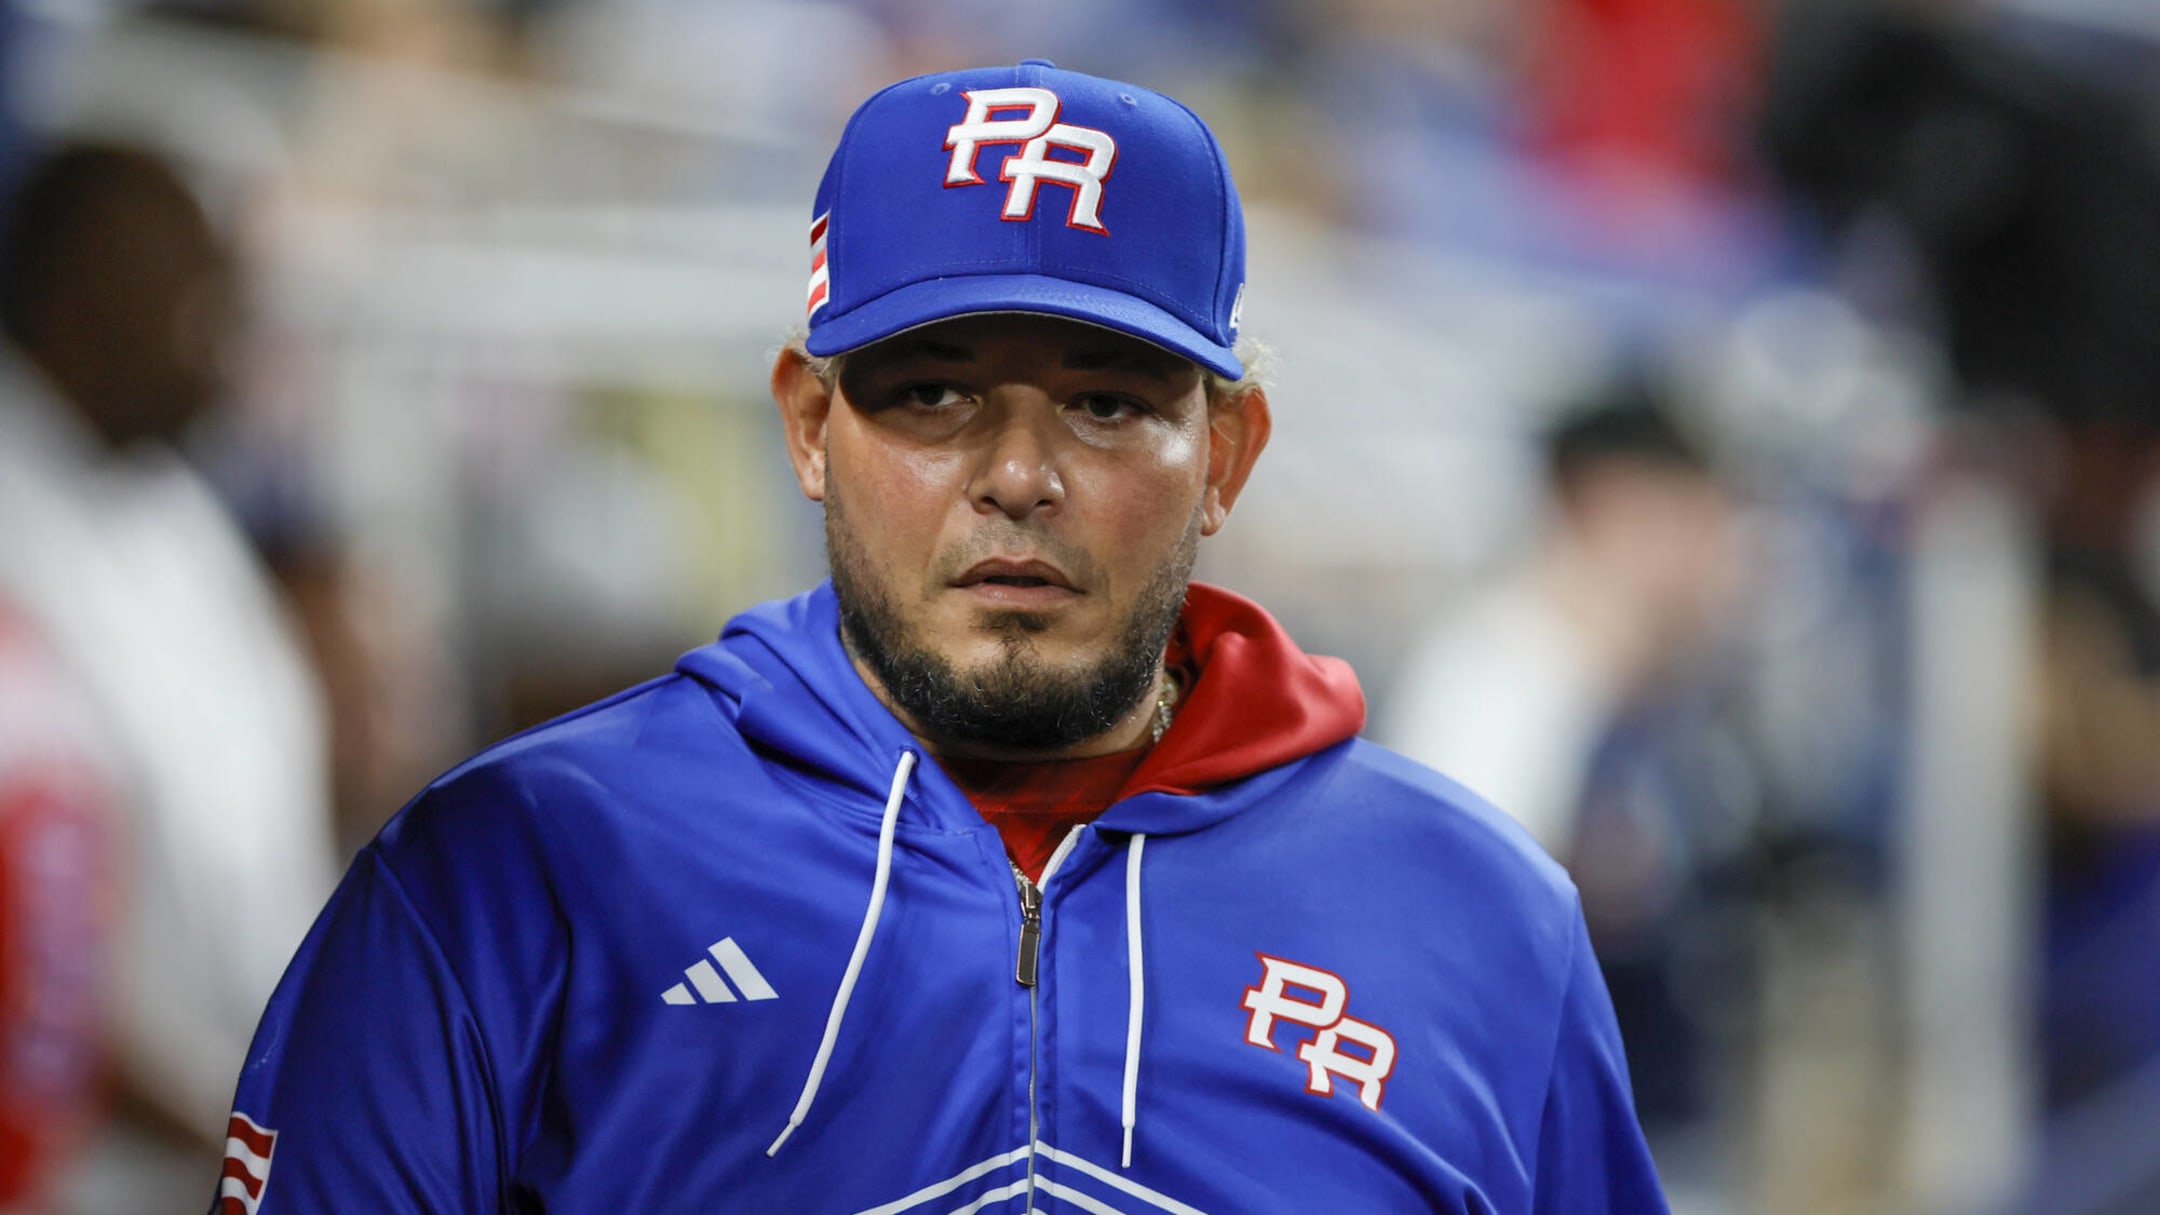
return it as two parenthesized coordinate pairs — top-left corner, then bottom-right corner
(932, 526), (1102, 590)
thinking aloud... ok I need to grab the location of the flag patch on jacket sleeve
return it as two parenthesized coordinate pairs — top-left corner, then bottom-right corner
(216, 1111), (277, 1215)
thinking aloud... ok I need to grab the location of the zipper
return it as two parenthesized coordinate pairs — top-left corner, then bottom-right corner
(1013, 864), (1042, 987)
(1009, 859), (1044, 1206)
(1011, 829), (1084, 1210)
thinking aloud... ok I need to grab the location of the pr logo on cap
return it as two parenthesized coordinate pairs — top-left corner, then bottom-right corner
(942, 88), (1118, 233)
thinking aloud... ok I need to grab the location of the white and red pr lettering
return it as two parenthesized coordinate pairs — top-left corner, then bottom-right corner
(1298, 1014), (1397, 1109)
(943, 88), (1058, 185)
(1241, 954), (1398, 1111)
(1241, 955), (1347, 1048)
(943, 88), (1117, 233)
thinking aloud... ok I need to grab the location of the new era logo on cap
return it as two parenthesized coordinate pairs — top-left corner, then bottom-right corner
(803, 59), (1247, 379)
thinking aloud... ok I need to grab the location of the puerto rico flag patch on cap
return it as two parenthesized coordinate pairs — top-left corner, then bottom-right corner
(216, 1111), (277, 1214)
(806, 212), (832, 319)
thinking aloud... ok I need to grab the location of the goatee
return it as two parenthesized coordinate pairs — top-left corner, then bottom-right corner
(826, 480), (1196, 754)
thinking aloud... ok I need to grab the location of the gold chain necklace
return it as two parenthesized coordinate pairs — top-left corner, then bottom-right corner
(1150, 671), (1181, 745)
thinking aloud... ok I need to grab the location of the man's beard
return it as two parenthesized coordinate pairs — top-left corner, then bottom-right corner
(826, 481), (1197, 754)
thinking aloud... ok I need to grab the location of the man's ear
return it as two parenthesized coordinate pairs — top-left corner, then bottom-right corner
(772, 347), (835, 502)
(1200, 386), (1272, 536)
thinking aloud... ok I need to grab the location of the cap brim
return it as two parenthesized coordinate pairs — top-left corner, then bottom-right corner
(806, 273), (1242, 380)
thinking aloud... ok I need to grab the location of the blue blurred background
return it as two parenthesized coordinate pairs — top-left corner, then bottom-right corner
(2, 0), (2159, 1211)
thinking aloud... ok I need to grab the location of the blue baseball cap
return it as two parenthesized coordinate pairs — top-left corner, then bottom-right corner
(802, 60), (1248, 379)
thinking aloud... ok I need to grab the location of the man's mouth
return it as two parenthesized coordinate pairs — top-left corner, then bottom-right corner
(953, 559), (1079, 597)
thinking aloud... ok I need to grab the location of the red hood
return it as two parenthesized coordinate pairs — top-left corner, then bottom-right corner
(1124, 582), (1366, 798)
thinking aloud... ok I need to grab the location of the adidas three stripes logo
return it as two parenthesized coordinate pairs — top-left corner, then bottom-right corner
(662, 937), (777, 1005)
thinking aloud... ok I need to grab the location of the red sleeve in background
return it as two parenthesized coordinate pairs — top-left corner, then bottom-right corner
(0, 609), (118, 1209)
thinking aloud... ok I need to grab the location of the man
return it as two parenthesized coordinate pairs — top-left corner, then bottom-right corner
(222, 62), (1665, 1213)
(0, 141), (336, 1210)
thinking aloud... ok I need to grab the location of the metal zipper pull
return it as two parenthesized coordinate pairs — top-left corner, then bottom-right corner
(1014, 868), (1043, 988)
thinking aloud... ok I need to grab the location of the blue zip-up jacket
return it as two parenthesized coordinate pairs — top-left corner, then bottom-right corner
(219, 583), (1667, 1213)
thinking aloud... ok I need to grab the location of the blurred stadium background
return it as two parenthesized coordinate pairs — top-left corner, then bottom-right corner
(3, 0), (2159, 1211)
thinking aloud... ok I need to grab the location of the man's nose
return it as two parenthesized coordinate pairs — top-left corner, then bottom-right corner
(968, 397), (1066, 520)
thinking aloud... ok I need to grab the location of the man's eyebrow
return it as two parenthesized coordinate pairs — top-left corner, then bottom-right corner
(1062, 348), (1175, 381)
(848, 339), (972, 377)
(912, 340), (973, 362)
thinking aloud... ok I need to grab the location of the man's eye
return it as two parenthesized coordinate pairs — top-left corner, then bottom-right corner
(898, 384), (966, 409)
(1076, 394), (1141, 421)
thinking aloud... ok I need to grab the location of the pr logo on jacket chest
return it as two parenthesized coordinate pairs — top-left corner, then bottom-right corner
(1240, 954), (1398, 1111)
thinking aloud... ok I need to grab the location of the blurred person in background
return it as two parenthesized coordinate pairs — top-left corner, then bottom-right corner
(2038, 542), (2160, 1094)
(1386, 391), (1740, 853)
(0, 141), (335, 1211)
(1384, 389), (1749, 1204)
(2023, 420), (2160, 1215)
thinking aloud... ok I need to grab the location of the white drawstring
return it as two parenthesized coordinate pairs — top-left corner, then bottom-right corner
(769, 749), (918, 1156)
(1121, 832), (1147, 1169)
